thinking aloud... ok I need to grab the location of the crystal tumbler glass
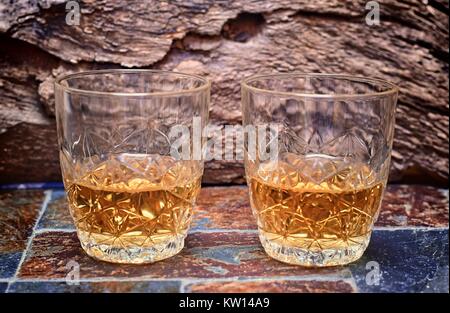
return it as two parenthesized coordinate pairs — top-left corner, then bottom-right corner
(55, 69), (210, 264)
(241, 73), (398, 266)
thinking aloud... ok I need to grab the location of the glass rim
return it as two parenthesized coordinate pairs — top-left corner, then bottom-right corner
(54, 69), (211, 97)
(241, 73), (399, 99)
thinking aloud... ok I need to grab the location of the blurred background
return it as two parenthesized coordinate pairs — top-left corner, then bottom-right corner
(0, 0), (448, 187)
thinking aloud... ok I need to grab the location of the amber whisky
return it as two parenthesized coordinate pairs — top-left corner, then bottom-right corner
(65, 154), (202, 264)
(247, 155), (384, 266)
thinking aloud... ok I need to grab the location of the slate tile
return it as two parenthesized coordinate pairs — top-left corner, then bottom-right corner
(185, 279), (355, 293)
(192, 186), (255, 231)
(0, 282), (7, 293)
(0, 190), (45, 278)
(407, 187), (448, 227)
(378, 185), (448, 227)
(18, 231), (346, 280)
(8, 185), (448, 293)
(36, 190), (74, 230)
(349, 229), (449, 293)
(7, 280), (181, 293)
(0, 252), (22, 279)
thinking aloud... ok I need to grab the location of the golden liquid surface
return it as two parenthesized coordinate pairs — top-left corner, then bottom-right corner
(66, 155), (202, 251)
(248, 155), (384, 255)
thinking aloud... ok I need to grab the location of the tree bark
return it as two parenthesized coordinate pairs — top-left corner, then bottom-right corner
(0, 0), (448, 186)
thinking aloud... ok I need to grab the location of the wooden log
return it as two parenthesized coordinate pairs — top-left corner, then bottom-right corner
(0, 1), (448, 185)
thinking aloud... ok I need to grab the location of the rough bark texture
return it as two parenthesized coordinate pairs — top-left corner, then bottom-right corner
(0, 0), (448, 185)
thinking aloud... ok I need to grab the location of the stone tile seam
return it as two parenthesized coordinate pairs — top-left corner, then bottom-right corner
(178, 275), (358, 293)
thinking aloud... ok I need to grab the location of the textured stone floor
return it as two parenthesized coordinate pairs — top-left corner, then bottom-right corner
(0, 185), (448, 293)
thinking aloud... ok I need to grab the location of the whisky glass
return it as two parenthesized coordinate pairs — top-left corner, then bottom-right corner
(241, 73), (398, 266)
(55, 69), (210, 264)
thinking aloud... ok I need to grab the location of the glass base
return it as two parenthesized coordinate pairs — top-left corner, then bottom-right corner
(78, 231), (186, 264)
(259, 231), (370, 267)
